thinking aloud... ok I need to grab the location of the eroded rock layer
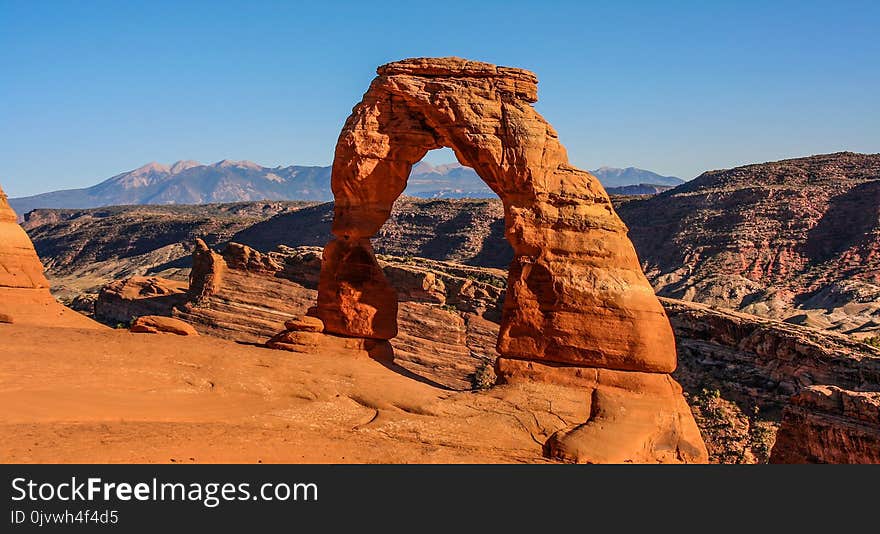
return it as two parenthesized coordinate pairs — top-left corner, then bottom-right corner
(770, 386), (880, 464)
(96, 243), (504, 391)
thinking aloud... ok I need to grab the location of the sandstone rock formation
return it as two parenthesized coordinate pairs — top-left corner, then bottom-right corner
(0, 184), (49, 289)
(97, 242), (505, 391)
(19, 201), (313, 305)
(95, 239), (880, 462)
(95, 276), (189, 323)
(189, 238), (225, 300)
(665, 297), (880, 408)
(310, 57), (705, 463)
(130, 315), (199, 336)
(284, 315), (324, 332)
(0, 183), (102, 329)
(770, 386), (880, 463)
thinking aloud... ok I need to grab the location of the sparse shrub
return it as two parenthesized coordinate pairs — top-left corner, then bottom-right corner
(470, 359), (496, 390)
(863, 336), (880, 349)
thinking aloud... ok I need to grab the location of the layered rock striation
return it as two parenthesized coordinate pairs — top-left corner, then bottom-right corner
(770, 386), (880, 464)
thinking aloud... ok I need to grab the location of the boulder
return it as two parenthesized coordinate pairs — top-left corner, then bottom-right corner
(130, 316), (199, 336)
(284, 315), (324, 332)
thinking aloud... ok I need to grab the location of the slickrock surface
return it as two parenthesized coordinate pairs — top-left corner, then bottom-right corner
(770, 386), (880, 464)
(617, 152), (880, 338)
(84, 242), (880, 462)
(0, 322), (602, 464)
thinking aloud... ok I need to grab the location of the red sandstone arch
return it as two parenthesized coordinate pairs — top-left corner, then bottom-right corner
(317, 57), (676, 375)
(315, 58), (707, 463)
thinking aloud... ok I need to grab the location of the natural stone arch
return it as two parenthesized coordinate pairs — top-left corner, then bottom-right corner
(313, 58), (707, 462)
(317, 57), (674, 374)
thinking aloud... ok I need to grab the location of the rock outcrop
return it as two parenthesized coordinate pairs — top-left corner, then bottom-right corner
(665, 297), (880, 408)
(20, 201), (314, 305)
(95, 240), (880, 462)
(310, 57), (705, 463)
(96, 242), (505, 391)
(189, 238), (225, 300)
(0, 184), (49, 289)
(0, 183), (102, 329)
(95, 276), (189, 323)
(770, 386), (880, 463)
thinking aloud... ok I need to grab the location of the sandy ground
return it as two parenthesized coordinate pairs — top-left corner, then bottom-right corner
(0, 322), (587, 464)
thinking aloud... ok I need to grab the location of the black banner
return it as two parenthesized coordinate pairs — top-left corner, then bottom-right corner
(2, 465), (876, 531)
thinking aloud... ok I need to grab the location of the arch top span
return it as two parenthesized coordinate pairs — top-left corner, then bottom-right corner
(318, 57), (675, 374)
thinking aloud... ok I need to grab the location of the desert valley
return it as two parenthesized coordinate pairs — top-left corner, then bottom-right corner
(2, 59), (879, 465)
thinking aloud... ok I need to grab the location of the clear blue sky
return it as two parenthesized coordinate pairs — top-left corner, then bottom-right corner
(1, 0), (878, 197)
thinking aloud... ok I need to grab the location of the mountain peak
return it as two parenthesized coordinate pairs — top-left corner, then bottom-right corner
(591, 166), (684, 188)
(133, 162), (170, 174)
(214, 159), (262, 170)
(411, 161), (435, 174)
(170, 160), (201, 174)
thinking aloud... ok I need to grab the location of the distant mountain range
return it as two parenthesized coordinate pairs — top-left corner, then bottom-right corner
(590, 166), (685, 188)
(8, 160), (683, 215)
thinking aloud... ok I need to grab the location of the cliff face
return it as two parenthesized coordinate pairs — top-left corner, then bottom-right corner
(616, 152), (880, 337)
(663, 297), (880, 463)
(770, 387), (880, 464)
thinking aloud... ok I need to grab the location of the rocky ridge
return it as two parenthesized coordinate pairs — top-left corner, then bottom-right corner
(617, 152), (880, 338)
